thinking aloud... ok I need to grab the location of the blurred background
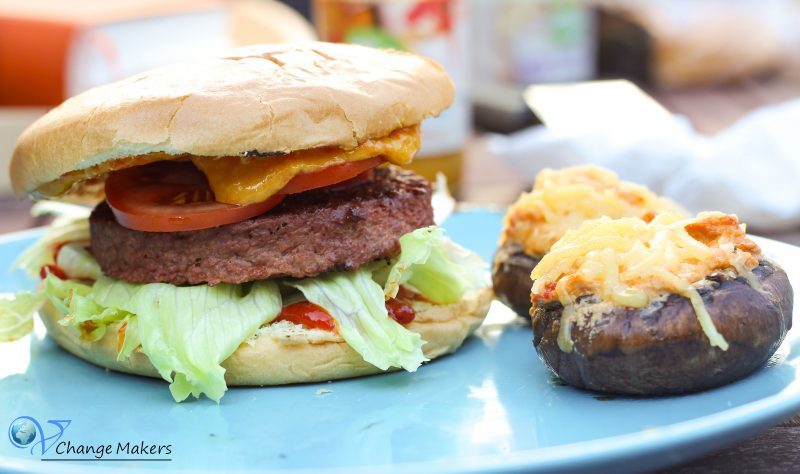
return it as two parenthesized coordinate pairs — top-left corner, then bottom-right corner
(3, 0), (800, 241)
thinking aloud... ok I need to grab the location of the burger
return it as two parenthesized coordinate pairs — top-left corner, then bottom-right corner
(3, 42), (492, 402)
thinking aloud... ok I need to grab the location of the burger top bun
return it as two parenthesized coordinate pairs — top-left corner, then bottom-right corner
(10, 42), (455, 199)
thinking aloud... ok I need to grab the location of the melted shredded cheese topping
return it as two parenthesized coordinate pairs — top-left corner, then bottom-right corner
(36, 126), (420, 205)
(531, 211), (762, 353)
(502, 166), (684, 256)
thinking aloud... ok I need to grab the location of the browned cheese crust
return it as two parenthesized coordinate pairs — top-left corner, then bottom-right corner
(89, 166), (433, 285)
(531, 260), (793, 395)
(491, 241), (541, 319)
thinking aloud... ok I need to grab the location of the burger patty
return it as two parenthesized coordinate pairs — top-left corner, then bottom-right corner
(89, 166), (434, 285)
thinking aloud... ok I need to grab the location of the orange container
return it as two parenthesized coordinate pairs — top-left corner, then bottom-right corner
(0, 0), (223, 106)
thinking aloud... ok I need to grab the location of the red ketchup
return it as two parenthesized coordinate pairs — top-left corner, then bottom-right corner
(276, 302), (337, 331)
(39, 264), (67, 280)
(39, 242), (71, 280)
(386, 298), (415, 325)
(276, 298), (417, 332)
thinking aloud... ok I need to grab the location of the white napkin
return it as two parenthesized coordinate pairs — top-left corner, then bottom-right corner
(485, 97), (800, 232)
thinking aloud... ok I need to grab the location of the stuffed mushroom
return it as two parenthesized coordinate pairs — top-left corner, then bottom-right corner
(530, 212), (793, 395)
(493, 166), (682, 317)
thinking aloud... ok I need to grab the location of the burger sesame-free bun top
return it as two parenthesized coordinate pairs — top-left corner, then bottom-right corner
(10, 42), (455, 199)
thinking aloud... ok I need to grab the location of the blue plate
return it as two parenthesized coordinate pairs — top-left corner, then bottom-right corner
(1, 209), (799, 473)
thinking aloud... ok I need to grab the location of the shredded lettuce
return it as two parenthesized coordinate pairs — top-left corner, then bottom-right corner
(53, 275), (131, 342)
(44, 275), (140, 357)
(56, 243), (101, 280)
(30, 200), (92, 222)
(381, 226), (486, 304)
(0, 292), (45, 342)
(43, 272), (94, 315)
(128, 280), (282, 402)
(51, 276), (283, 402)
(289, 268), (426, 371)
(13, 215), (90, 279)
(117, 315), (141, 360)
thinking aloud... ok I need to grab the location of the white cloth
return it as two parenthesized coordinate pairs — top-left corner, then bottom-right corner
(485, 98), (800, 231)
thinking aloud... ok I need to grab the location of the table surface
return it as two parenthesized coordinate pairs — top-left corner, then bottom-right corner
(2, 69), (800, 472)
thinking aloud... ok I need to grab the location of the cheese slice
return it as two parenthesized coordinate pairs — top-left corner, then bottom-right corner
(34, 125), (420, 204)
(193, 125), (420, 205)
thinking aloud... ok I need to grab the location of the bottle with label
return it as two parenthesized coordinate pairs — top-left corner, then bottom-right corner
(472, 0), (595, 85)
(313, 0), (468, 192)
(469, 0), (595, 133)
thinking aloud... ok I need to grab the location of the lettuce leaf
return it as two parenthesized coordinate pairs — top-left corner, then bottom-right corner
(0, 291), (45, 342)
(288, 268), (427, 372)
(13, 215), (90, 279)
(117, 315), (141, 360)
(30, 200), (92, 222)
(127, 280), (282, 402)
(42, 273), (123, 341)
(44, 275), (282, 402)
(73, 278), (282, 402)
(380, 226), (486, 304)
(55, 243), (102, 280)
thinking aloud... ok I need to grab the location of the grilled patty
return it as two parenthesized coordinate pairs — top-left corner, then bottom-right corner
(89, 166), (433, 285)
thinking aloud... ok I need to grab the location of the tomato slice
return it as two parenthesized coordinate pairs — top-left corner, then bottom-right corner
(105, 161), (284, 233)
(105, 157), (382, 233)
(279, 157), (383, 195)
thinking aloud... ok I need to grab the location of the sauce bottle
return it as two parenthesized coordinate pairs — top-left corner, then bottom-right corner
(313, 0), (468, 192)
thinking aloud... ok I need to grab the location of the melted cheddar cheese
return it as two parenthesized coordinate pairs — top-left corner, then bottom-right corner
(193, 125), (420, 205)
(35, 126), (420, 204)
(531, 212), (762, 353)
(502, 166), (684, 256)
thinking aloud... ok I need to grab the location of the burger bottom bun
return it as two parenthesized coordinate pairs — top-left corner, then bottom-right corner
(39, 286), (493, 386)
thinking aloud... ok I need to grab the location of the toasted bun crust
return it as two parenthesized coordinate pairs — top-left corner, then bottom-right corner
(39, 287), (492, 386)
(11, 42), (454, 198)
